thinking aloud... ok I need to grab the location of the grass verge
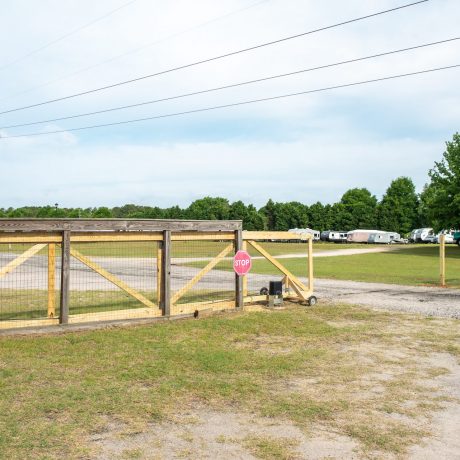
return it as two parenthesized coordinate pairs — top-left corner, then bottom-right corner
(0, 304), (459, 458)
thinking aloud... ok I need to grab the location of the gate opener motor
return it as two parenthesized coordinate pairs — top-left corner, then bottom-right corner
(260, 281), (283, 307)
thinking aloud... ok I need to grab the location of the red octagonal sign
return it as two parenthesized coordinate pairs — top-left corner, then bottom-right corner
(233, 250), (252, 276)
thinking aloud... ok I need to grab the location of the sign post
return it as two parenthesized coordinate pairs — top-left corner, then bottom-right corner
(233, 250), (252, 276)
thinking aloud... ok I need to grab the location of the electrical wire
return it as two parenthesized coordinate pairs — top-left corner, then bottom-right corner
(1, 36), (456, 130)
(0, 0), (270, 104)
(1, 63), (457, 139)
(0, 0), (140, 72)
(0, 0), (428, 116)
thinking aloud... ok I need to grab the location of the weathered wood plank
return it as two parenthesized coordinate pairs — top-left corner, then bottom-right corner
(70, 247), (157, 308)
(60, 231), (71, 324)
(247, 240), (309, 292)
(243, 231), (310, 241)
(48, 243), (56, 318)
(0, 243), (47, 278)
(0, 219), (242, 232)
(171, 243), (233, 305)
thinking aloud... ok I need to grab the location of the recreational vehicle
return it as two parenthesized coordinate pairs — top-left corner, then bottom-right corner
(348, 230), (401, 244)
(289, 228), (320, 241)
(328, 231), (348, 243)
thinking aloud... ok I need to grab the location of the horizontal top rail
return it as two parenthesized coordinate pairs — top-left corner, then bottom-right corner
(0, 219), (242, 232)
(243, 231), (311, 241)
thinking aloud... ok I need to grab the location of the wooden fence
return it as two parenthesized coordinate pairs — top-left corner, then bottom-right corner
(0, 219), (313, 330)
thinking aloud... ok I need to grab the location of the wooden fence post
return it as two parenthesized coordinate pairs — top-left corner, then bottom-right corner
(162, 230), (171, 316)
(235, 229), (243, 309)
(157, 241), (163, 308)
(242, 240), (248, 298)
(47, 243), (56, 318)
(59, 230), (70, 324)
(308, 236), (314, 292)
(440, 234), (446, 287)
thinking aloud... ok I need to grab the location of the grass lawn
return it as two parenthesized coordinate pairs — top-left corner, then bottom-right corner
(186, 245), (460, 288)
(0, 304), (459, 458)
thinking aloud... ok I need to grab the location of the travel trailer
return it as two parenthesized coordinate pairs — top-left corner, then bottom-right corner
(289, 228), (320, 241)
(348, 230), (401, 244)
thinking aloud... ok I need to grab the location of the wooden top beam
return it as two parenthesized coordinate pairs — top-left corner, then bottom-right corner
(0, 219), (242, 232)
(243, 231), (311, 241)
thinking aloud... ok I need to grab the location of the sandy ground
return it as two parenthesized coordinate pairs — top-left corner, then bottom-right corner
(90, 352), (460, 460)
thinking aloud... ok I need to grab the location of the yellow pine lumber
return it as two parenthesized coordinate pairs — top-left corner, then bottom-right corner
(171, 243), (233, 305)
(0, 243), (47, 278)
(70, 248), (157, 308)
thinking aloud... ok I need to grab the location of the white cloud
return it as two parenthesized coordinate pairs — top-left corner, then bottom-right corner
(0, 0), (458, 208)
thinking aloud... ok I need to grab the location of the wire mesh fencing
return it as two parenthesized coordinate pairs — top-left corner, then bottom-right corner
(0, 224), (314, 330)
(0, 242), (60, 322)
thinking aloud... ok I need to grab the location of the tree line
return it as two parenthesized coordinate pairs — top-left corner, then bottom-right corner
(2, 133), (459, 235)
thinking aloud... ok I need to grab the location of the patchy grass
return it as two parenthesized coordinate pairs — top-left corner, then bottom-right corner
(243, 435), (299, 460)
(0, 304), (459, 459)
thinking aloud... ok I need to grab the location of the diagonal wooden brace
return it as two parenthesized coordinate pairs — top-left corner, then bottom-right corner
(247, 240), (308, 293)
(0, 244), (47, 278)
(171, 243), (233, 305)
(70, 248), (157, 308)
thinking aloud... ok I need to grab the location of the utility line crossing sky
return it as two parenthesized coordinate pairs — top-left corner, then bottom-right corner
(0, 0), (459, 208)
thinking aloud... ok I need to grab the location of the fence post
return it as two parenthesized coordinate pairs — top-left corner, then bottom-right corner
(235, 229), (243, 309)
(59, 230), (70, 324)
(157, 241), (163, 309)
(440, 234), (446, 287)
(308, 236), (314, 292)
(47, 243), (56, 318)
(162, 230), (171, 316)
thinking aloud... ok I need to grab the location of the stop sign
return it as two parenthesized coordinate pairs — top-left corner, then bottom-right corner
(233, 250), (252, 276)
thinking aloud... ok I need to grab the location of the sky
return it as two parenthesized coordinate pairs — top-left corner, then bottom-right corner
(0, 0), (459, 209)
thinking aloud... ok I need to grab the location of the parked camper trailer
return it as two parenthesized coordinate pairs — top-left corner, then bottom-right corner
(369, 231), (401, 244)
(289, 228), (320, 241)
(348, 230), (401, 244)
(329, 231), (348, 243)
(347, 230), (374, 243)
(320, 231), (330, 241)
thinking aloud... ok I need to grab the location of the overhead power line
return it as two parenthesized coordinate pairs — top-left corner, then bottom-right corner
(1, 36), (457, 130)
(0, 0), (139, 72)
(0, 0), (428, 116)
(0, 0), (270, 104)
(1, 63), (458, 140)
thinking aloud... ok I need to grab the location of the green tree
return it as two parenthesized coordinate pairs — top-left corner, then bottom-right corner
(421, 133), (460, 230)
(339, 188), (377, 230)
(378, 177), (419, 234)
(186, 197), (230, 220)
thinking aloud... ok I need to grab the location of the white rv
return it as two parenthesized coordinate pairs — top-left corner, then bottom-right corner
(289, 228), (320, 241)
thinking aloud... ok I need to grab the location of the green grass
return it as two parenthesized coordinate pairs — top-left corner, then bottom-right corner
(1, 305), (459, 458)
(186, 245), (460, 288)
